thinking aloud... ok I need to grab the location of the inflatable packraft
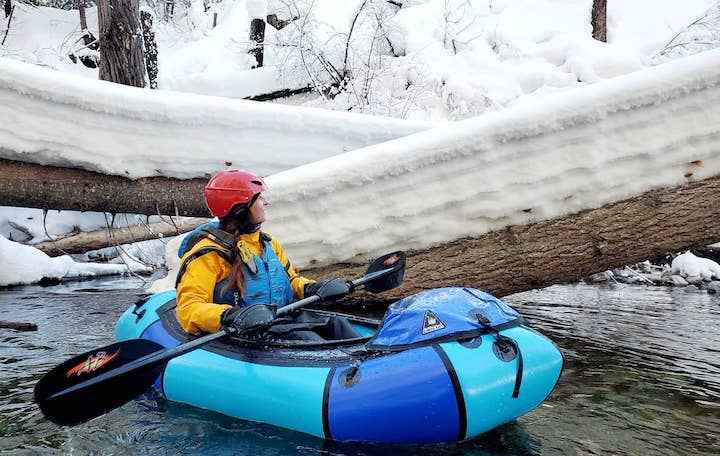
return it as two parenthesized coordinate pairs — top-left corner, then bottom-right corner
(115, 287), (563, 443)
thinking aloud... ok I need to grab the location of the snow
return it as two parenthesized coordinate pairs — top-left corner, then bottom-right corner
(3, 1), (718, 120)
(1, 0), (720, 287)
(0, 57), (435, 179)
(672, 251), (720, 281)
(0, 209), (163, 244)
(0, 234), (152, 287)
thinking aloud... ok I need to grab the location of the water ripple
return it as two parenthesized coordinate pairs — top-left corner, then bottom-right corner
(1, 279), (718, 455)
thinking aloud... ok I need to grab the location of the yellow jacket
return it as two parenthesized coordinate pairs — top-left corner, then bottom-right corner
(175, 231), (313, 334)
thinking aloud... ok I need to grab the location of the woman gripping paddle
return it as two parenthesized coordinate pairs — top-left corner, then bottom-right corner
(175, 169), (349, 337)
(34, 172), (408, 428)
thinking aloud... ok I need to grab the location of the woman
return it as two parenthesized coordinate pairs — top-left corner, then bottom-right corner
(175, 169), (346, 335)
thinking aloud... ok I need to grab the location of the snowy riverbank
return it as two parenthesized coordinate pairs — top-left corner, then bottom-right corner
(588, 251), (720, 293)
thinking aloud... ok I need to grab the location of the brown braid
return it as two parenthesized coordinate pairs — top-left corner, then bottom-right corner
(218, 205), (250, 298)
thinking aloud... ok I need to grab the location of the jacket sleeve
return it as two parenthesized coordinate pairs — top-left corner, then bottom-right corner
(175, 250), (232, 334)
(270, 237), (314, 299)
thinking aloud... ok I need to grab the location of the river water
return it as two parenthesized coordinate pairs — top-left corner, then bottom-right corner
(1, 277), (718, 455)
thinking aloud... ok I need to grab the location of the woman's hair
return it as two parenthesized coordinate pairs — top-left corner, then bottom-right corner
(218, 202), (259, 297)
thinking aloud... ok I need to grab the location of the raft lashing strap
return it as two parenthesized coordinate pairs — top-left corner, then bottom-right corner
(463, 289), (523, 398)
(480, 313), (523, 398)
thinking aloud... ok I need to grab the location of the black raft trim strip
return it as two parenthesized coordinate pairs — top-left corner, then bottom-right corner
(432, 345), (467, 442)
(322, 367), (336, 440)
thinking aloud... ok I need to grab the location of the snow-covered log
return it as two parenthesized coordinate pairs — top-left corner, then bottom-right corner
(0, 58), (435, 179)
(32, 217), (209, 256)
(306, 176), (720, 305)
(263, 49), (720, 271)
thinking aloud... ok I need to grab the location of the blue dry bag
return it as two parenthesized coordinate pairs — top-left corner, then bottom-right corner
(367, 287), (522, 350)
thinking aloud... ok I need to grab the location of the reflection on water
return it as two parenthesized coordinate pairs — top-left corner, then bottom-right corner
(1, 278), (718, 455)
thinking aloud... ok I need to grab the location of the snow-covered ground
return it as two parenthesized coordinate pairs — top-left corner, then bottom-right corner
(1, 0), (720, 286)
(2, 1), (718, 119)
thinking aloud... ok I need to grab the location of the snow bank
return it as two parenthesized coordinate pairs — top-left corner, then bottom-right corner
(0, 235), (151, 287)
(672, 251), (720, 281)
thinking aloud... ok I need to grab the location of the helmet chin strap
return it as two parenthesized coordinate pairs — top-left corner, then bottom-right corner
(244, 222), (262, 234)
(228, 194), (262, 234)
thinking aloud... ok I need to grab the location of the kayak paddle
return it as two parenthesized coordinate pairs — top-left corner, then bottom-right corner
(34, 251), (406, 426)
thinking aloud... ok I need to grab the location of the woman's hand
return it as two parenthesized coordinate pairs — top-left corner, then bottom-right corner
(304, 278), (351, 301)
(220, 304), (276, 333)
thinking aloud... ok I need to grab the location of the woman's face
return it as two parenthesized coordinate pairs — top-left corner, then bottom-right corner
(248, 194), (268, 224)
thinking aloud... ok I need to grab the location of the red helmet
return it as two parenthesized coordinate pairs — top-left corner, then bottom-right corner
(204, 170), (268, 217)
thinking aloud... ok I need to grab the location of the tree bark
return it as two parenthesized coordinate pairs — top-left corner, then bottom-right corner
(140, 10), (158, 89)
(308, 176), (720, 306)
(78, 0), (93, 46)
(33, 217), (209, 256)
(249, 18), (266, 68)
(0, 158), (209, 216)
(591, 0), (607, 42)
(248, 0), (267, 68)
(164, 0), (174, 20)
(97, 0), (146, 87)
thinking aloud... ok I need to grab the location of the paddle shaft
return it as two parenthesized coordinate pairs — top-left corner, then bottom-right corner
(275, 267), (394, 315)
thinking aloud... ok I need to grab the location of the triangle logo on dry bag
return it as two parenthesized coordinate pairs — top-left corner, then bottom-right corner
(422, 310), (446, 335)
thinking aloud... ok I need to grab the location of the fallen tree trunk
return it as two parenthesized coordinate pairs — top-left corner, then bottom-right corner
(310, 176), (720, 306)
(0, 158), (209, 216)
(3, 159), (720, 302)
(33, 217), (210, 256)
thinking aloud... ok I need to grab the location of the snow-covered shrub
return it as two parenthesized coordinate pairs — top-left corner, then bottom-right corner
(653, 2), (720, 64)
(271, 0), (400, 105)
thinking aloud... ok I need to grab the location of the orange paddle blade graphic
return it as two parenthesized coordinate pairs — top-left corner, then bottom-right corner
(65, 350), (120, 378)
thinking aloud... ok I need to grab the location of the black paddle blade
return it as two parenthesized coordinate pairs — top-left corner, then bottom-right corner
(34, 339), (166, 426)
(364, 251), (406, 293)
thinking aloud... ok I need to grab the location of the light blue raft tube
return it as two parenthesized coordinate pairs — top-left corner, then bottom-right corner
(115, 287), (563, 443)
